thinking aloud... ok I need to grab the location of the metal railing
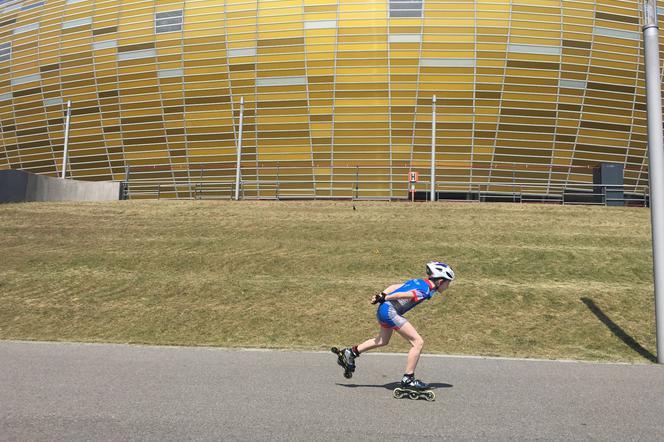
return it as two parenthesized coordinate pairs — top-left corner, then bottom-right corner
(123, 176), (649, 207)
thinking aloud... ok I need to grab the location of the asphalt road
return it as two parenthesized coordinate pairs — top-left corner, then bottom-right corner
(1, 341), (663, 441)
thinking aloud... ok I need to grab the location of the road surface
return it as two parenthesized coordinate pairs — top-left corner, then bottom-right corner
(1, 341), (662, 441)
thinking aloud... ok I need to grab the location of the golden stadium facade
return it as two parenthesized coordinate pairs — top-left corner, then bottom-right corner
(0, 0), (657, 200)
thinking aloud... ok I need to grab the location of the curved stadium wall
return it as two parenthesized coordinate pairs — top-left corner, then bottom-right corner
(0, 0), (657, 199)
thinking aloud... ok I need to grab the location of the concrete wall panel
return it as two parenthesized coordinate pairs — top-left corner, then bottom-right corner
(1, 170), (120, 203)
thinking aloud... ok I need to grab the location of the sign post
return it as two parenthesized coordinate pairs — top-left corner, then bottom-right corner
(409, 171), (419, 202)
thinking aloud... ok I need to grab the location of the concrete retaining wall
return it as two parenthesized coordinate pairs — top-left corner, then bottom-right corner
(1, 170), (121, 203)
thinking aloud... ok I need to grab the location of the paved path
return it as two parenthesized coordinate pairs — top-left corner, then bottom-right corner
(1, 341), (663, 441)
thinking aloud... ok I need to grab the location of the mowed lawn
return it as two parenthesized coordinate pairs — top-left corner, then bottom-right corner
(0, 200), (656, 363)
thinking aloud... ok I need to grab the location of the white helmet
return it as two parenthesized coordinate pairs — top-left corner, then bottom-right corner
(426, 261), (455, 281)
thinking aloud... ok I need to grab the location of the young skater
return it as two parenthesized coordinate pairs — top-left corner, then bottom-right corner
(336, 261), (454, 391)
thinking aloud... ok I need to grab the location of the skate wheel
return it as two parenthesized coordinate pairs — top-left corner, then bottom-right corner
(393, 388), (404, 399)
(423, 391), (436, 401)
(343, 371), (352, 379)
(330, 347), (339, 354)
(408, 392), (419, 400)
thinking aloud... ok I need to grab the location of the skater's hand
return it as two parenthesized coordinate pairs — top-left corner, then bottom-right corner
(371, 292), (386, 305)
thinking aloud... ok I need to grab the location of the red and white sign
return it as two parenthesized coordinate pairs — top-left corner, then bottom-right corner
(409, 171), (419, 183)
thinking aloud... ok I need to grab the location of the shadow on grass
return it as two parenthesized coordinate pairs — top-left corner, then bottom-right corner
(580, 297), (656, 363)
(336, 382), (453, 390)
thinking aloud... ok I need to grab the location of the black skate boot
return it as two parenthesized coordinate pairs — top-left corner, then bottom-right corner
(330, 347), (358, 379)
(401, 375), (428, 390)
(342, 348), (356, 371)
(393, 374), (436, 401)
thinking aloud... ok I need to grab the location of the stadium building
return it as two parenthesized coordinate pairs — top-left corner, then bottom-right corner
(0, 0), (658, 201)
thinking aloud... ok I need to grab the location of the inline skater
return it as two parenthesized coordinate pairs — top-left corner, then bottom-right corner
(332, 261), (454, 397)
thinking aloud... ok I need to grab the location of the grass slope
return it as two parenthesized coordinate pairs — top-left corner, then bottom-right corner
(0, 201), (656, 363)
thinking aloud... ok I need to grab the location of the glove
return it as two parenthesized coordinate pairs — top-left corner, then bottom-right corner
(371, 292), (387, 305)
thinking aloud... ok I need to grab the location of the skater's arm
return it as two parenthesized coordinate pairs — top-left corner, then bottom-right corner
(382, 284), (402, 295)
(383, 291), (418, 301)
(371, 284), (414, 304)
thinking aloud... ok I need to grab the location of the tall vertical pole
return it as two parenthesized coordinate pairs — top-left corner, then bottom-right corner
(643, 0), (664, 363)
(60, 100), (72, 179)
(430, 95), (437, 202)
(234, 97), (245, 201)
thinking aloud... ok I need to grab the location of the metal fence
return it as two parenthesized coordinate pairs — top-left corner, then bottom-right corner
(123, 177), (649, 207)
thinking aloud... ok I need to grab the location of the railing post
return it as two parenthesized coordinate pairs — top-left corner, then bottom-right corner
(602, 185), (606, 206)
(123, 164), (130, 199)
(60, 100), (72, 179)
(430, 95), (437, 202)
(234, 97), (245, 201)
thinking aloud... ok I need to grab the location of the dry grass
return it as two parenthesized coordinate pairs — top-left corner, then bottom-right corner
(0, 200), (656, 363)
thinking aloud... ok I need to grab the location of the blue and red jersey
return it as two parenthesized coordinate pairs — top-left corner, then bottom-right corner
(385, 278), (437, 315)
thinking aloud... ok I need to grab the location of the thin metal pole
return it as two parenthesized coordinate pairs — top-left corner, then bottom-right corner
(234, 97), (245, 201)
(643, 0), (664, 363)
(124, 164), (130, 199)
(430, 95), (436, 202)
(60, 100), (72, 179)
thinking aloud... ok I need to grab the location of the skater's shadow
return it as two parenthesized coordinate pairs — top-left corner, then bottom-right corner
(337, 382), (452, 390)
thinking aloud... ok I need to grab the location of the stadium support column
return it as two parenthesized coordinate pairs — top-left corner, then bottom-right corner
(643, 0), (664, 363)
(430, 95), (437, 202)
(60, 100), (72, 179)
(234, 97), (245, 201)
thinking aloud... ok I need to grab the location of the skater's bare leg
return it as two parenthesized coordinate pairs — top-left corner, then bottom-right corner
(395, 322), (424, 374)
(356, 327), (393, 353)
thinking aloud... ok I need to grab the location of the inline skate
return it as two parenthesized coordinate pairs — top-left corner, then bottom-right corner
(330, 347), (355, 379)
(393, 377), (435, 401)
